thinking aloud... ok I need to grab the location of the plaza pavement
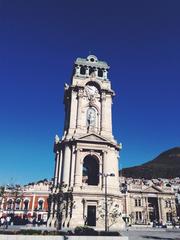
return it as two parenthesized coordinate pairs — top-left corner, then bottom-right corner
(0, 225), (180, 240)
(121, 228), (180, 240)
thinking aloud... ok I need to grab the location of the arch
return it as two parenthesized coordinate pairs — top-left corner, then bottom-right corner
(82, 155), (99, 186)
(85, 81), (101, 92)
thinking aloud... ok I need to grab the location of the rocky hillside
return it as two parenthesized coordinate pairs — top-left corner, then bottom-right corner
(121, 147), (180, 179)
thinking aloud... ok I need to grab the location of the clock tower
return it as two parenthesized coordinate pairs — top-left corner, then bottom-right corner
(47, 55), (125, 230)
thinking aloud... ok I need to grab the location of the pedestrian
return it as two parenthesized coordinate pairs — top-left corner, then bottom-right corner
(0, 217), (5, 228)
(4, 217), (8, 229)
(172, 219), (176, 229)
(7, 216), (11, 228)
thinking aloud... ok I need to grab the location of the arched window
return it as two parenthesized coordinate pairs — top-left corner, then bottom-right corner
(98, 69), (103, 77)
(80, 66), (86, 75)
(15, 199), (21, 210)
(24, 199), (29, 211)
(82, 155), (99, 186)
(7, 199), (13, 210)
(38, 199), (44, 210)
(89, 67), (94, 75)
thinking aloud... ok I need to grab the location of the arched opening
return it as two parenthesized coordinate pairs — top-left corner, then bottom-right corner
(82, 155), (99, 186)
(15, 199), (21, 210)
(80, 66), (86, 75)
(24, 199), (29, 211)
(98, 69), (103, 77)
(89, 67), (94, 75)
(7, 199), (13, 210)
(38, 199), (44, 210)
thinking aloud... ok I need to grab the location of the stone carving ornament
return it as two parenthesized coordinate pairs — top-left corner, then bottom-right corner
(85, 85), (98, 101)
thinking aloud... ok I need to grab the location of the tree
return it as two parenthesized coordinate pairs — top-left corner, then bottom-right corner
(0, 186), (5, 211)
(49, 183), (75, 229)
(97, 197), (122, 230)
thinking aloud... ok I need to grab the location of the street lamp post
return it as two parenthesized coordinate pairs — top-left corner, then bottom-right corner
(99, 173), (115, 232)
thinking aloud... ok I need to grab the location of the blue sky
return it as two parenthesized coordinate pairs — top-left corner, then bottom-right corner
(0, 0), (180, 184)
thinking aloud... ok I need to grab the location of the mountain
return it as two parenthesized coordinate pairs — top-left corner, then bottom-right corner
(121, 147), (180, 179)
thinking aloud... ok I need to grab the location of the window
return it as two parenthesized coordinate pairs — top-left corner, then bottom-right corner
(80, 66), (86, 75)
(135, 211), (142, 221)
(7, 199), (13, 210)
(38, 200), (44, 210)
(98, 69), (103, 77)
(135, 198), (141, 207)
(89, 67), (94, 75)
(165, 200), (171, 208)
(24, 199), (29, 211)
(166, 212), (172, 222)
(15, 199), (21, 210)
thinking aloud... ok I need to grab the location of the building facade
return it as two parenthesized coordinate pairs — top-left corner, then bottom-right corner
(0, 181), (51, 223)
(47, 55), (125, 230)
(120, 178), (177, 225)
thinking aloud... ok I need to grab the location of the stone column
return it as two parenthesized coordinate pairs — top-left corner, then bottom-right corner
(99, 156), (103, 189)
(31, 194), (36, 216)
(85, 66), (89, 77)
(145, 197), (149, 223)
(106, 95), (113, 134)
(76, 89), (84, 129)
(101, 92), (106, 132)
(57, 150), (63, 184)
(103, 69), (107, 79)
(54, 151), (60, 187)
(94, 67), (98, 77)
(69, 90), (78, 133)
(158, 197), (163, 222)
(62, 145), (71, 186)
(74, 149), (82, 186)
(75, 65), (80, 76)
(70, 145), (76, 186)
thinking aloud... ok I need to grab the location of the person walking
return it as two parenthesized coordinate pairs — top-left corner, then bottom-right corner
(0, 217), (5, 228)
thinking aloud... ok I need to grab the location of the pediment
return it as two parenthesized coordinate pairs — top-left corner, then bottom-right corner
(78, 133), (108, 142)
(143, 185), (163, 193)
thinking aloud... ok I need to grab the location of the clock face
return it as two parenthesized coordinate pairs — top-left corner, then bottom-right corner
(85, 85), (98, 97)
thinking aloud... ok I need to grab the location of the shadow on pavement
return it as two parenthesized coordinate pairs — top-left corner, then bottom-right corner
(141, 236), (180, 240)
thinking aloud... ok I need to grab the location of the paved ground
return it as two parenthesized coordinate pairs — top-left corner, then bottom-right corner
(0, 225), (180, 240)
(121, 229), (180, 240)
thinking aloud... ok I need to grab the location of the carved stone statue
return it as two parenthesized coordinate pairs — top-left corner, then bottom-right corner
(87, 108), (96, 127)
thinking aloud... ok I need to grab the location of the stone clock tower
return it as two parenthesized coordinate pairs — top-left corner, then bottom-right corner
(47, 55), (125, 230)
